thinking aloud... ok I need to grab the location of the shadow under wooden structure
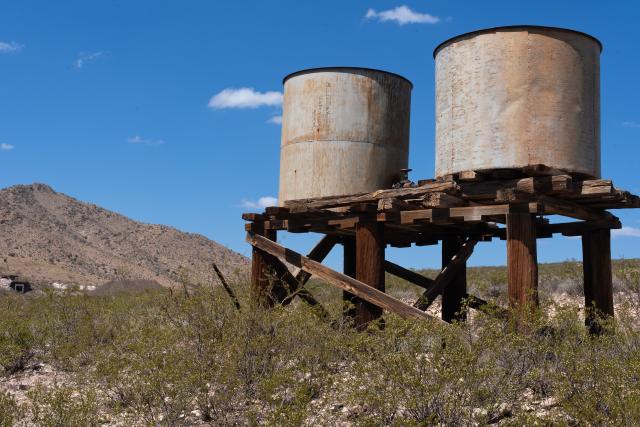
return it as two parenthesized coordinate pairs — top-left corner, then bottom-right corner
(243, 168), (640, 332)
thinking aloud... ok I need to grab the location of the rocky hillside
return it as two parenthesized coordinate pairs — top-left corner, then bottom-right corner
(0, 183), (248, 289)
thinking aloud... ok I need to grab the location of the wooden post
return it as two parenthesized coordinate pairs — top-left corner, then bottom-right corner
(355, 221), (385, 330)
(342, 236), (357, 321)
(506, 212), (539, 312)
(582, 228), (614, 333)
(250, 223), (280, 308)
(441, 236), (467, 322)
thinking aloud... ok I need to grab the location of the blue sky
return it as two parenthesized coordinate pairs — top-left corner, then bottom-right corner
(1, 0), (640, 269)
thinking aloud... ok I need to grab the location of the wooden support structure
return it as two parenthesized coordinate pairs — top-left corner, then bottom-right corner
(582, 228), (614, 333)
(250, 223), (283, 308)
(354, 221), (385, 330)
(246, 232), (435, 321)
(342, 236), (357, 320)
(244, 168), (638, 332)
(441, 236), (468, 322)
(414, 239), (477, 311)
(506, 212), (538, 311)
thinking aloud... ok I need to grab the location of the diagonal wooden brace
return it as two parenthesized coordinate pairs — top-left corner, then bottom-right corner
(247, 232), (438, 321)
(413, 239), (477, 311)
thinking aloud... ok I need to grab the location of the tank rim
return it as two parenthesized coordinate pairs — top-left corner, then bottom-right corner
(282, 67), (413, 88)
(433, 25), (603, 58)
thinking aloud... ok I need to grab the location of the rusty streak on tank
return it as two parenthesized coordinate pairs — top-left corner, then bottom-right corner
(434, 26), (602, 179)
(278, 67), (412, 204)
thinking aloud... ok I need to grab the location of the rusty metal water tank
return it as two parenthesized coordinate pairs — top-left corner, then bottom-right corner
(278, 67), (412, 204)
(434, 26), (602, 179)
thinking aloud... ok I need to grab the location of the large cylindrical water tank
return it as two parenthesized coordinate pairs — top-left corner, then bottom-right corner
(434, 26), (602, 179)
(278, 67), (412, 204)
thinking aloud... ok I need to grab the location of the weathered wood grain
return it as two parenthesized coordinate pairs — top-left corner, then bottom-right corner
(582, 228), (614, 334)
(506, 213), (538, 310)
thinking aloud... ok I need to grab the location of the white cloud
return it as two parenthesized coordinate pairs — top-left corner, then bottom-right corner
(0, 41), (23, 53)
(127, 136), (165, 146)
(613, 227), (640, 238)
(241, 196), (278, 209)
(623, 121), (640, 129)
(75, 51), (104, 69)
(0, 143), (14, 151)
(267, 115), (282, 125)
(208, 88), (283, 109)
(365, 5), (440, 25)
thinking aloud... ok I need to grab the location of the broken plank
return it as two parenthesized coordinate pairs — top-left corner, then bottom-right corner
(246, 232), (437, 321)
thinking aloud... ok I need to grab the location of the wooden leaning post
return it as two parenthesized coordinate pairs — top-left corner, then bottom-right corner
(243, 167), (639, 332)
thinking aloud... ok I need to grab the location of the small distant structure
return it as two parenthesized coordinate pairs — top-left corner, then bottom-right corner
(1, 275), (32, 294)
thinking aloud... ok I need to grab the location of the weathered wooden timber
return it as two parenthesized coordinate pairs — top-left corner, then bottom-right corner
(244, 170), (638, 331)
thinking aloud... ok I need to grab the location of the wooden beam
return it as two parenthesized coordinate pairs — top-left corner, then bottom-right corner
(414, 239), (477, 310)
(538, 196), (614, 221)
(507, 213), (538, 311)
(355, 221), (385, 329)
(343, 236), (357, 320)
(294, 235), (340, 285)
(384, 260), (434, 290)
(422, 192), (467, 208)
(582, 228), (614, 334)
(250, 225), (285, 308)
(540, 218), (622, 237)
(246, 232), (436, 321)
(441, 236), (467, 322)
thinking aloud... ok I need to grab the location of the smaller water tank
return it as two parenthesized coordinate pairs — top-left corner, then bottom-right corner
(278, 67), (412, 204)
(434, 26), (602, 179)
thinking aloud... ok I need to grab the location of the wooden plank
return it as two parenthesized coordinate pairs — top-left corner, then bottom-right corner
(246, 232), (436, 321)
(538, 195), (614, 221)
(355, 222), (385, 329)
(378, 197), (421, 212)
(283, 181), (459, 210)
(242, 213), (265, 221)
(384, 260), (434, 290)
(422, 192), (467, 208)
(460, 175), (572, 200)
(582, 228), (614, 334)
(540, 219), (621, 237)
(507, 213), (538, 311)
(414, 239), (477, 310)
(441, 236), (467, 322)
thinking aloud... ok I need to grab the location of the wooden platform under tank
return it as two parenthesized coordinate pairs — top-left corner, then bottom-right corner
(242, 169), (640, 332)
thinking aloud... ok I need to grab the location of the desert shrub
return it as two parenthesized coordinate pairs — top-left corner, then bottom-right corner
(27, 383), (98, 427)
(0, 295), (36, 374)
(2, 272), (640, 425)
(0, 391), (23, 427)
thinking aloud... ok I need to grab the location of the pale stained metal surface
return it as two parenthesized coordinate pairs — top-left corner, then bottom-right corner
(279, 68), (412, 203)
(435, 27), (601, 178)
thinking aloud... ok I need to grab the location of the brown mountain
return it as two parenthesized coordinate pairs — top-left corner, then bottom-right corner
(0, 183), (248, 289)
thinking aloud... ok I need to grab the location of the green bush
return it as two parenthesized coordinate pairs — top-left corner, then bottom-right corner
(27, 384), (98, 427)
(1, 272), (640, 425)
(0, 391), (22, 427)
